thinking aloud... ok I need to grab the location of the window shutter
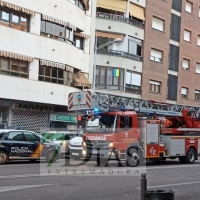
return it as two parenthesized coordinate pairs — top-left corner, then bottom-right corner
(195, 90), (200, 94)
(183, 59), (189, 69)
(149, 80), (160, 85)
(151, 49), (162, 59)
(152, 17), (164, 31)
(185, 2), (192, 13)
(196, 63), (200, 73)
(184, 30), (190, 41)
(131, 73), (141, 86)
(181, 88), (187, 95)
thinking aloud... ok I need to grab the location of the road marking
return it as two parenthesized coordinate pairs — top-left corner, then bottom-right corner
(137, 180), (200, 189)
(0, 184), (51, 193)
(147, 164), (200, 170)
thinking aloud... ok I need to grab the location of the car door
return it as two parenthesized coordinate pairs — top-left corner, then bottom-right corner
(23, 131), (42, 158)
(6, 131), (28, 157)
(50, 133), (65, 153)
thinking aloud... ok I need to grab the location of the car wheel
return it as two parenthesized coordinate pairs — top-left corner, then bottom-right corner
(0, 150), (8, 165)
(46, 150), (57, 163)
(127, 148), (140, 167)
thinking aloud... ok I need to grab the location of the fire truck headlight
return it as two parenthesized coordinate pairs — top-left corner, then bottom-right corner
(82, 150), (86, 155)
(82, 141), (87, 148)
(108, 143), (114, 148)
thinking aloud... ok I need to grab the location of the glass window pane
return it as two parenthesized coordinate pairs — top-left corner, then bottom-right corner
(58, 80), (63, 84)
(1, 58), (9, 70)
(7, 132), (24, 141)
(54, 24), (64, 37)
(52, 68), (57, 78)
(39, 76), (44, 81)
(95, 67), (99, 84)
(12, 14), (19, 23)
(21, 16), (27, 27)
(58, 69), (63, 79)
(51, 79), (57, 83)
(20, 61), (28, 73)
(45, 66), (50, 76)
(69, 29), (73, 41)
(24, 132), (39, 142)
(45, 77), (50, 82)
(11, 60), (20, 71)
(107, 69), (112, 85)
(100, 68), (105, 84)
(46, 22), (53, 34)
(113, 76), (119, 85)
(39, 66), (44, 75)
(2, 11), (9, 21)
(41, 21), (45, 32)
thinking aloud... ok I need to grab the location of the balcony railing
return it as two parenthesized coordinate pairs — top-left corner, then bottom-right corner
(96, 12), (145, 29)
(97, 49), (143, 62)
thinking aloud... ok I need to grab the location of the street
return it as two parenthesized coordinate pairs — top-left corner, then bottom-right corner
(0, 159), (200, 200)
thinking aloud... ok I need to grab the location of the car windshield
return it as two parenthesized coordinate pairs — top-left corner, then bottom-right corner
(51, 132), (77, 141)
(86, 115), (117, 133)
(41, 132), (55, 140)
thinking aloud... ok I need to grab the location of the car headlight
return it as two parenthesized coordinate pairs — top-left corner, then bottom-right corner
(108, 143), (114, 148)
(82, 141), (87, 148)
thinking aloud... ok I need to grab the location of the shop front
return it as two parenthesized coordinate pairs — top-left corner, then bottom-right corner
(49, 114), (78, 131)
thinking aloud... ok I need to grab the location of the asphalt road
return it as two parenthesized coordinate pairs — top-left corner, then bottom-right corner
(0, 158), (200, 200)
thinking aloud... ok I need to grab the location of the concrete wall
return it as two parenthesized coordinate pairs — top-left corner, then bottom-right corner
(0, 75), (80, 106)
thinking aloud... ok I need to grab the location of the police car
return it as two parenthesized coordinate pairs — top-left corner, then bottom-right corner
(0, 129), (61, 164)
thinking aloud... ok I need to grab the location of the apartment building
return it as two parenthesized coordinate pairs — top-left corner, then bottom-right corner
(143, 0), (200, 106)
(90, 0), (145, 98)
(0, 0), (92, 132)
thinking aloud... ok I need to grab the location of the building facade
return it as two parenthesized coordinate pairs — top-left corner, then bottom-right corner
(0, 0), (92, 132)
(90, 0), (145, 98)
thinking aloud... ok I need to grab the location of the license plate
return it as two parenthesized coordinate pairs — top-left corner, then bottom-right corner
(72, 153), (79, 156)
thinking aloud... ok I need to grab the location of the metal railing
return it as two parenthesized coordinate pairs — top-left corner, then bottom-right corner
(96, 12), (145, 29)
(97, 49), (143, 62)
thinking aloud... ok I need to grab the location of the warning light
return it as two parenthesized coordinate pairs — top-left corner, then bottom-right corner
(94, 108), (99, 112)
(120, 105), (125, 111)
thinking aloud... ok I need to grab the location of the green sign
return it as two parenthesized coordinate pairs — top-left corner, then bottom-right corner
(56, 115), (76, 122)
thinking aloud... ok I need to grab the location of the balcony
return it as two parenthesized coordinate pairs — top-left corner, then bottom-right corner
(96, 12), (145, 29)
(97, 49), (143, 62)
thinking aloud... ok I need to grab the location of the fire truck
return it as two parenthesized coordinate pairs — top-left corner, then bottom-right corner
(68, 91), (200, 166)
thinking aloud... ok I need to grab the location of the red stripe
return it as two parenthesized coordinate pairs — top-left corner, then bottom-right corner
(68, 103), (73, 109)
(86, 94), (91, 102)
(86, 101), (91, 108)
(87, 91), (91, 96)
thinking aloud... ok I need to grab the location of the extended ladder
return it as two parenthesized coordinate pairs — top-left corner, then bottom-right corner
(68, 91), (200, 116)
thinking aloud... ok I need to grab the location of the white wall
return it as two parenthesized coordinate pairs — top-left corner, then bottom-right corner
(96, 54), (143, 73)
(0, 75), (80, 106)
(0, 26), (90, 73)
(5, 0), (91, 33)
(29, 59), (39, 81)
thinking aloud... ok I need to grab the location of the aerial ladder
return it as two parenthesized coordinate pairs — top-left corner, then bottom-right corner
(68, 91), (200, 166)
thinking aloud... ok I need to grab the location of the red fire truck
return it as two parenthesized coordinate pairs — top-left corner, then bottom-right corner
(68, 91), (200, 166)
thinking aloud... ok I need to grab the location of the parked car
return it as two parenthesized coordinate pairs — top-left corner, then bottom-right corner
(68, 134), (83, 160)
(41, 131), (78, 157)
(0, 129), (61, 164)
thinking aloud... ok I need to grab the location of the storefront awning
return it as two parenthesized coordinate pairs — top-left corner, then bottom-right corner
(0, 0), (35, 15)
(73, 72), (91, 88)
(74, 32), (90, 39)
(97, 0), (127, 13)
(0, 50), (34, 62)
(96, 31), (124, 40)
(129, 3), (145, 20)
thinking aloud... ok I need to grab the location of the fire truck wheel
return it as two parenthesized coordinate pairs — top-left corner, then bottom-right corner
(127, 148), (140, 167)
(185, 148), (196, 164)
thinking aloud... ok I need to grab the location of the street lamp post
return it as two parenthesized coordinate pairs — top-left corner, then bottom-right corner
(93, 38), (122, 92)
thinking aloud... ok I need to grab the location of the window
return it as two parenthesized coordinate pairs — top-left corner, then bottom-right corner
(182, 59), (189, 70)
(0, 57), (29, 78)
(199, 7), (200, 17)
(197, 35), (200, 46)
(0, 7), (29, 31)
(75, 36), (83, 49)
(39, 65), (73, 86)
(181, 87), (188, 98)
(125, 71), (141, 94)
(7, 132), (25, 141)
(128, 36), (142, 56)
(196, 63), (200, 74)
(41, 20), (84, 49)
(96, 66), (124, 90)
(149, 80), (161, 93)
(185, 1), (192, 13)
(24, 132), (40, 142)
(184, 30), (191, 42)
(152, 16), (164, 31)
(150, 49), (163, 62)
(69, 0), (84, 9)
(195, 90), (200, 101)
